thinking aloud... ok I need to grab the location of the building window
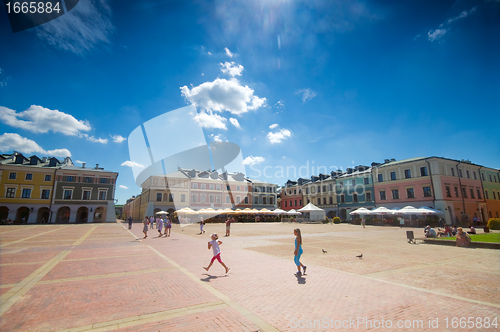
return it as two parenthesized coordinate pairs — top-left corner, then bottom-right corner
(236, 186), (240, 191)
(323, 197), (327, 205)
(364, 177), (369, 185)
(390, 172), (397, 181)
(67, 176), (74, 182)
(420, 167), (428, 176)
(458, 169), (463, 178)
(476, 189), (481, 200)
(392, 189), (399, 199)
(316, 198), (320, 205)
(216, 184), (221, 190)
(21, 188), (31, 198)
(192, 183), (197, 189)
(284, 201), (287, 207)
(169, 194), (174, 202)
(226, 195), (231, 203)
(493, 192), (497, 200)
(25, 173), (33, 180)
(244, 196), (248, 204)
(8, 172), (18, 180)
(329, 197), (333, 204)
(340, 195), (345, 203)
(454, 186), (459, 197)
(210, 184), (214, 190)
(466, 170), (470, 179)
(489, 174), (492, 182)
(323, 186), (327, 193)
(317, 186), (321, 192)
(306, 188), (309, 194)
(445, 186), (451, 197)
(83, 190), (91, 200)
(83, 177), (93, 183)
(404, 169), (411, 179)
(201, 184), (206, 189)
(481, 173), (485, 181)
(6, 187), (16, 198)
(181, 194), (186, 202)
(353, 193), (358, 203)
(350, 180), (354, 187)
(100, 178), (107, 183)
(473, 172), (477, 180)
(338, 181), (343, 187)
(379, 191), (386, 200)
(64, 190), (72, 199)
(470, 188), (475, 199)
(461, 187), (467, 198)
(44, 174), (52, 182)
(407, 188), (414, 199)
(156, 193), (162, 201)
(423, 186), (432, 197)
(99, 191), (107, 200)
(366, 192), (372, 202)
(485, 191), (489, 199)
(451, 168), (455, 177)
(41, 189), (50, 199)
(378, 174), (383, 182)
(263, 197), (267, 204)
(294, 199), (297, 206)
(192, 195), (197, 203)
(201, 195), (206, 202)
(254, 197), (259, 204)
(270, 197), (274, 204)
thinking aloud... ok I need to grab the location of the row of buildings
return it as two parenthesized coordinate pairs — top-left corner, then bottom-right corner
(278, 157), (500, 225)
(0, 152), (118, 223)
(123, 168), (278, 221)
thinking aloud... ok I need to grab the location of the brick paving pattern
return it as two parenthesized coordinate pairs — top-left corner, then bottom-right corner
(0, 222), (498, 331)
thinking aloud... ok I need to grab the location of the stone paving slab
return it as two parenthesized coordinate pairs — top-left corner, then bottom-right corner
(0, 222), (498, 331)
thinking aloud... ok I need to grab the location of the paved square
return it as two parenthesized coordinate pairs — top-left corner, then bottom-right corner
(0, 222), (498, 331)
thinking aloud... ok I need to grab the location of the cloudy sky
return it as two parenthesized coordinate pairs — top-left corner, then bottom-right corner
(0, 0), (499, 204)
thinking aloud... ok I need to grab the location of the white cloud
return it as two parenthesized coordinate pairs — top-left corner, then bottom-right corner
(427, 28), (447, 42)
(82, 134), (108, 144)
(119, 185), (129, 189)
(0, 133), (71, 157)
(229, 118), (241, 128)
(35, 0), (114, 56)
(267, 129), (291, 144)
(242, 156), (265, 165)
(220, 62), (244, 77)
(121, 160), (145, 168)
(428, 7), (476, 42)
(193, 111), (228, 129)
(111, 134), (126, 143)
(213, 134), (223, 142)
(181, 78), (266, 115)
(225, 47), (234, 57)
(295, 89), (317, 103)
(75, 160), (85, 165)
(269, 123), (278, 129)
(275, 100), (285, 109)
(0, 105), (91, 135)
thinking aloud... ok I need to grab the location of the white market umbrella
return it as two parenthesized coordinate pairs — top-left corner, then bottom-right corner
(366, 207), (394, 215)
(350, 207), (372, 216)
(418, 206), (444, 215)
(273, 208), (287, 215)
(155, 210), (169, 214)
(287, 209), (301, 215)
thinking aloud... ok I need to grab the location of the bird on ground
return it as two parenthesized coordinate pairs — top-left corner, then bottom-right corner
(356, 254), (363, 258)
(322, 249), (327, 254)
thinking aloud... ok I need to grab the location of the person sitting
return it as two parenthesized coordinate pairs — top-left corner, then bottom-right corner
(437, 225), (452, 237)
(451, 226), (458, 236)
(456, 227), (471, 247)
(467, 226), (476, 234)
(424, 225), (436, 238)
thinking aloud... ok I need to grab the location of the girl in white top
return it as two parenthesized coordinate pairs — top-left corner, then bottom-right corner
(203, 233), (229, 274)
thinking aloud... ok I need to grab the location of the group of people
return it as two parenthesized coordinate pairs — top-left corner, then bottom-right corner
(141, 215), (171, 239)
(424, 225), (474, 247)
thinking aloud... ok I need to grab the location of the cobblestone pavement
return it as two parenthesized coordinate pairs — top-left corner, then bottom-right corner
(0, 222), (498, 331)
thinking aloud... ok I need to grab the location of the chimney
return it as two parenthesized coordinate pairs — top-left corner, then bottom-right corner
(82, 162), (86, 168)
(384, 159), (390, 163)
(42, 157), (47, 163)
(95, 164), (99, 169)
(391, 158), (396, 162)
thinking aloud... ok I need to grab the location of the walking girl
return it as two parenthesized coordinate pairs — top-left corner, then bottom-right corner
(142, 216), (149, 239)
(164, 216), (171, 237)
(203, 233), (229, 274)
(157, 216), (163, 236)
(294, 228), (306, 275)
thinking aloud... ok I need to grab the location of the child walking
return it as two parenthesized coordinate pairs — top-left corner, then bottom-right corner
(204, 233), (229, 274)
(294, 228), (306, 275)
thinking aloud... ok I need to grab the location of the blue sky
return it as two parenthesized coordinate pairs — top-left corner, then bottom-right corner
(0, 0), (499, 204)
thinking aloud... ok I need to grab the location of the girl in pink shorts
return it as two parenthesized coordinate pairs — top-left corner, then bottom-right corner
(203, 233), (229, 274)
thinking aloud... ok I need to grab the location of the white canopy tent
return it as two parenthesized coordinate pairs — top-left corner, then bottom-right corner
(350, 207), (372, 217)
(366, 206), (394, 215)
(298, 203), (326, 221)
